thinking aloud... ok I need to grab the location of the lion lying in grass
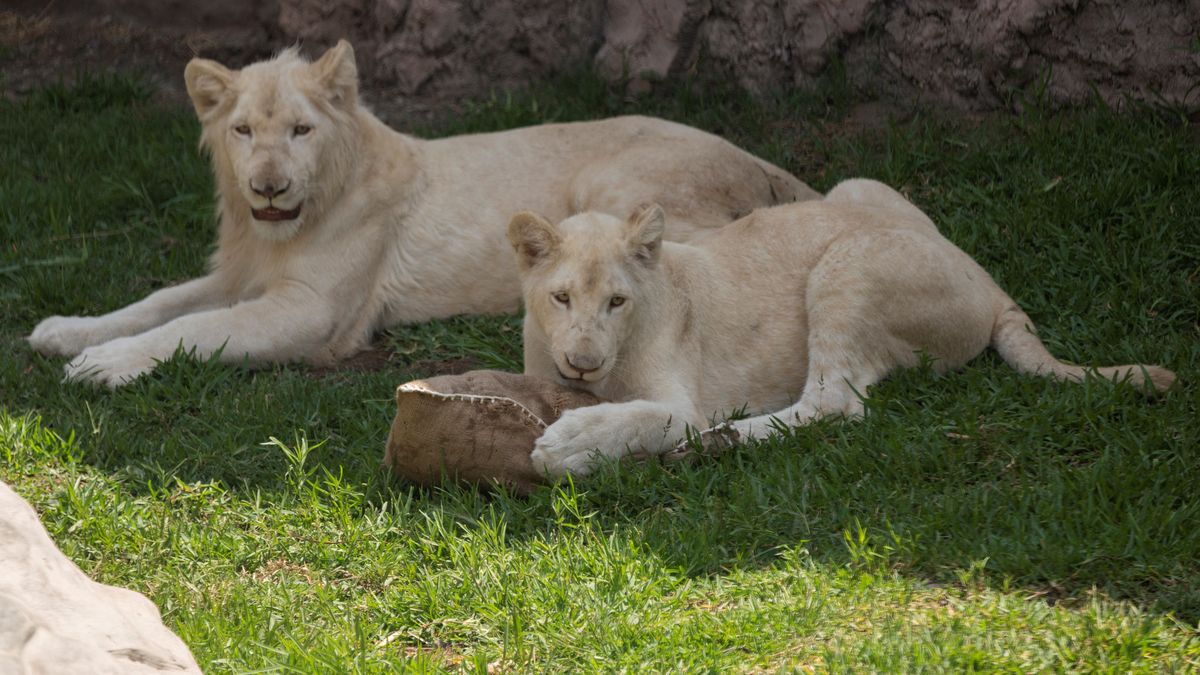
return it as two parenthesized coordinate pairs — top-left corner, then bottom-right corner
(508, 179), (1175, 477)
(27, 40), (816, 387)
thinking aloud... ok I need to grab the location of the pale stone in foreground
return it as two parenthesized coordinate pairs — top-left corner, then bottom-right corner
(0, 481), (202, 674)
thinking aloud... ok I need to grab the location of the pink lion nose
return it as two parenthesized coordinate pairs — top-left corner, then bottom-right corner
(250, 179), (290, 199)
(566, 354), (604, 373)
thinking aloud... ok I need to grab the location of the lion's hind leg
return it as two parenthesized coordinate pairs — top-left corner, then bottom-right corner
(824, 178), (937, 232)
(729, 228), (950, 442)
(730, 243), (900, 440)
(729, 341), (891, 442)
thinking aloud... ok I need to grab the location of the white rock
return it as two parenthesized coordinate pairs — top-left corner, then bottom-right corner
(0, 481), (202, 674)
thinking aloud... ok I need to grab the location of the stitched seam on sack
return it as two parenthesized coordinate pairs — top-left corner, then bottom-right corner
(397, 383), (549, 429)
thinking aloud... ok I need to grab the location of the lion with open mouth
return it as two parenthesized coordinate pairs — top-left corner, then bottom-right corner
(28, 40), (818, 387)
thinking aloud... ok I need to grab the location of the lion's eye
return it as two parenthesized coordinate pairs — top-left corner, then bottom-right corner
(293, 124), (312, 136)
(553, 291), (570, 305)
(233, 124), (251, 136)
(609, 296), (626, 308)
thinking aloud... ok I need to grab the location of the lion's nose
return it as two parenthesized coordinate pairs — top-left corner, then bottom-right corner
(250, 179), (290, 199)
(566, 354), (603, 374)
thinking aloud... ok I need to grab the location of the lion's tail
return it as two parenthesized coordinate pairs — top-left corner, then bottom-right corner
(990, 302), (1175, 393)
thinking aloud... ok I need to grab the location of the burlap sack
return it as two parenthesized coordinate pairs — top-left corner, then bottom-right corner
(383, 370), (603, 494)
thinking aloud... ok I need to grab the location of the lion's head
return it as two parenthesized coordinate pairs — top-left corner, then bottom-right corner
(508, 205), (666, 385)
(184, 41), (361, 241)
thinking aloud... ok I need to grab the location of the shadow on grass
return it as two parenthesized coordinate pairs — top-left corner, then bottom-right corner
(525, 360), (1199, 623)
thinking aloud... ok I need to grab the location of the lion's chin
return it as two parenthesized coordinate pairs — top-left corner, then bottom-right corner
(249, 216), (304, 242)
(251, 205), (303, 222)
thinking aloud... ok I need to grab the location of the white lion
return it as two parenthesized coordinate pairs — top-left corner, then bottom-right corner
(27, 40), (816, 387)
(508, 179), (1176, 477)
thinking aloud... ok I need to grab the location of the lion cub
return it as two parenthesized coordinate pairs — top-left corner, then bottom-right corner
(508, 179), (1175, 477)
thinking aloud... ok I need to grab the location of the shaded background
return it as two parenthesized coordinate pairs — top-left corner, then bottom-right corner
(4, 0), (1198, 120)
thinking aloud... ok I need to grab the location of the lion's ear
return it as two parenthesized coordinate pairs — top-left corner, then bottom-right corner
(313, 39), (358, 108)
(508, 211), (561, 270)
(626, 203), (666, 265)
(184, 58), (235, 120)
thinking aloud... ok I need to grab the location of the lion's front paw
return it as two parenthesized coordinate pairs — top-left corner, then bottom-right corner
(530, 408), (626, 478)
(64, 339), (159, 388)
(28, 315), (106, 357)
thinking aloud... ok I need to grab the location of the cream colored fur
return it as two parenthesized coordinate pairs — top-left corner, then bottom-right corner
(510, 179), (1176, 477)
(27, 41), (817, 387)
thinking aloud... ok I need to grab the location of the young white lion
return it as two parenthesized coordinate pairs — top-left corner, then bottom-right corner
(509, 179), (1176, 477)
(27, 41), (817, 387)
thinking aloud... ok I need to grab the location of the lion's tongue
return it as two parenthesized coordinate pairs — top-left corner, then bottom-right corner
(252, 205), (302, 222)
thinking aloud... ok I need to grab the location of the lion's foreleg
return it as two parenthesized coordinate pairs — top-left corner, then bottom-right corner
(62, 280), (335, 387)
(28, 275), (231, 358)
(530, 398), (701, 477)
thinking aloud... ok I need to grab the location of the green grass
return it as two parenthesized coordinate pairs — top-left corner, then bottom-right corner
(2, 72), (1198, 672)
